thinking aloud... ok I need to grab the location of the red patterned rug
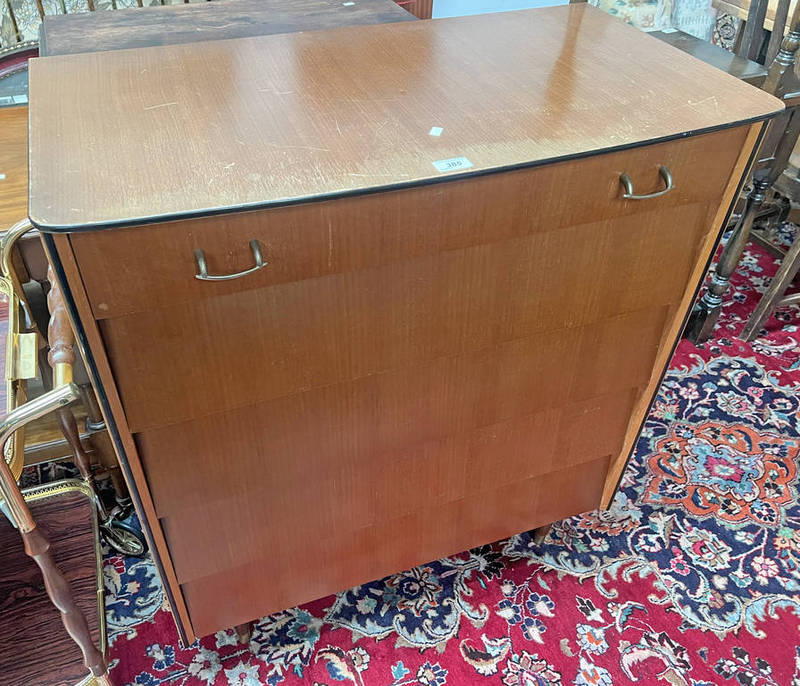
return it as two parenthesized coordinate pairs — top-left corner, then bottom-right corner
(104, 227), (800, 686)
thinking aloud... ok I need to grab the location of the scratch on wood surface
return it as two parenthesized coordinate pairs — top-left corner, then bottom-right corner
(688, 95), (720, 110)
(347, 172), (410, 178)
(143, 101), (177, 111)
(266, 142), (330, 152)
(327, 218), (334, 268)
(195, 22), (238, 31)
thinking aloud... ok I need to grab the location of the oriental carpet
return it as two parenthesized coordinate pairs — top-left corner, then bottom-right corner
(104, 227), (800, 686)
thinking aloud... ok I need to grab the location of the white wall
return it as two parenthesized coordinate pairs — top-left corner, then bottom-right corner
(433, 0), (569, 19)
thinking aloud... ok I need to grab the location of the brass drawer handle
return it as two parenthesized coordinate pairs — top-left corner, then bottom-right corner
(619, 165), (674, 200)
(194, 240), (267, 281)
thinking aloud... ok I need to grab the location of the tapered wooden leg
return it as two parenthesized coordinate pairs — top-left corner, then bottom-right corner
(531, 523), (553, 545)
(235, 621), (253, 645)
(686, 177), (769, 342)
(741, 231), (800, 340)
(20, 525), (111, 681)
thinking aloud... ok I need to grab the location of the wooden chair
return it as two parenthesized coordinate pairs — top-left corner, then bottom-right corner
(682, 2), (800, 340)
(740, 223), (800, 337)
(731, 0), (793, 64)
(1, 220), (147, 556)
(0, 267), (112, 685)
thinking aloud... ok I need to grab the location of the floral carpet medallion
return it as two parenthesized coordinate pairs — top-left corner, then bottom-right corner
(644, 420), (798, 526)
(98, 232), (800, 686)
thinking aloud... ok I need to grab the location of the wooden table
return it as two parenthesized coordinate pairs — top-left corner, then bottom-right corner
(0, 106), (27, 230)
(29, 4), (781, 642)
(39, 0), (415, 56)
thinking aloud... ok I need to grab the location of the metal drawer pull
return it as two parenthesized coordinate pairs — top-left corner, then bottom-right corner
(194, 240), (267, 281)
(619, 165), (674, 200)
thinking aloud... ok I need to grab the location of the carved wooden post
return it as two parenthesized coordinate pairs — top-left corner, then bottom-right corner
(686, 6), (800, 342)
(22, 526), (110, 681)
(38, 264), (113, 682)
(48, 264), (98, 485)
(47, 263), (75, 388)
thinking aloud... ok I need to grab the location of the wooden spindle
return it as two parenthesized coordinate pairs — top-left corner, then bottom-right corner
(21, 526), (109, 678)
(46, 263), (75, 388)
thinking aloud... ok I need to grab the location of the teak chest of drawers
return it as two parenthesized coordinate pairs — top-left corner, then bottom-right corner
(28, 5), (781, 642)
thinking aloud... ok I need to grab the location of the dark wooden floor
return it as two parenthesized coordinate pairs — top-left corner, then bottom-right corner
(0, 486), (102, 686)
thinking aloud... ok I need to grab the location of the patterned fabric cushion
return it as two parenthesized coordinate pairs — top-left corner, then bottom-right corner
(589, 0), (675, 32)
(590, 0), (716, 40)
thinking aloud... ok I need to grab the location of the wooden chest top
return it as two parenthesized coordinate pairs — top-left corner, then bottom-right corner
(28, 4), (781, 231)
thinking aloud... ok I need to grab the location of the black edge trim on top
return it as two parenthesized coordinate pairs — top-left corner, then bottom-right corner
(603, 118), (771, 506)
(32, 112), (782, 234)
(41, 233), (192, 648)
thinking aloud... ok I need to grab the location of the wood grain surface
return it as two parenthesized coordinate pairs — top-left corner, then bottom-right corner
(0, 106), (27, 230)
(180, 455), (610, 638)
(102, 203), (707, 432)
(70, 129), (746, 321)
(28, 4), (781, 231)
(71, 125), (745, 633)
(0, 486), (101, 686)
(46, 232), (195, 644)
(40, 0), (414, 57)
(35, 3), (776, 640)
(651, 30), (767, 86)
(602, 122), (766, 504)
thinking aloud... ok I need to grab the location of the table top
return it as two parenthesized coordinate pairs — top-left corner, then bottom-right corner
(651, 30), (768, 86)
(39, 0), (414, 57)
(29, 4), (783, 232)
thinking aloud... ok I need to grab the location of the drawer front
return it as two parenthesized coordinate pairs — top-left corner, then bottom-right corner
(134, 303), (663, 515)
(147, 389), (636, 583)
(177, 455), (610, 638)
(70, 126), (747, 320)
(103, 204), (699, 432)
